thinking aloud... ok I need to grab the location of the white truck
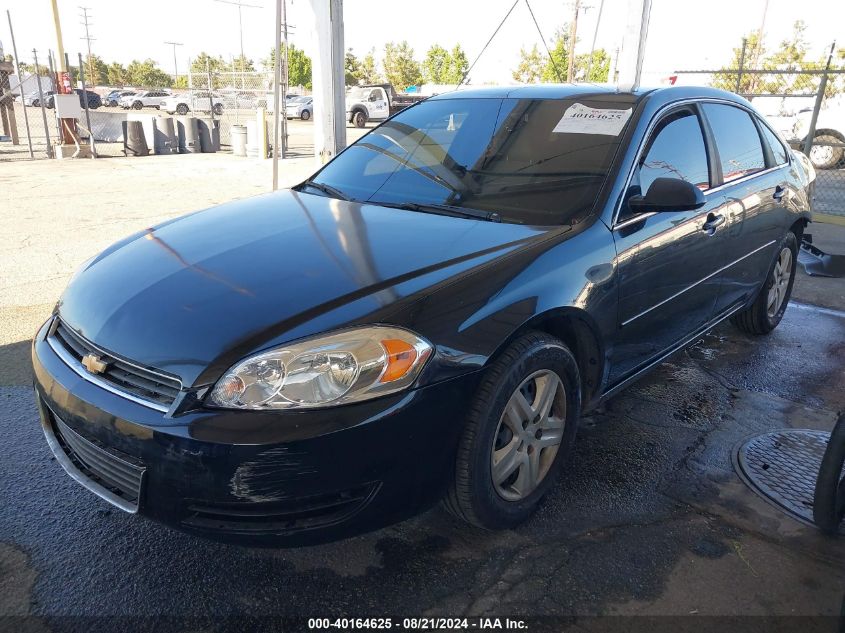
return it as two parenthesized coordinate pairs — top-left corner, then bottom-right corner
(345, 84), (425, 128)
(771, 98), (845, 170)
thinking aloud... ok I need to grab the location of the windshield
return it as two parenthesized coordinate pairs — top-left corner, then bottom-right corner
(310, 96), (635, 225)
(347, 87), (371, 100)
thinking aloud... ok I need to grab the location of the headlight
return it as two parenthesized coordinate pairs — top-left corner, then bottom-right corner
(208, 326), (433, 410)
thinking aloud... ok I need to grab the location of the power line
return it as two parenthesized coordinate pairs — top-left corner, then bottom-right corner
(459, 0), (520, 87)
(524, 0), (563, 82)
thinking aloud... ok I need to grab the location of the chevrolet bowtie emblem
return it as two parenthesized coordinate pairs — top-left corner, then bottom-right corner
(81, 353), (108, 375)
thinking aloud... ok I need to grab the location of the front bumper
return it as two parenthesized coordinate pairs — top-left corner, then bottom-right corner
(32, 320), (480, 546)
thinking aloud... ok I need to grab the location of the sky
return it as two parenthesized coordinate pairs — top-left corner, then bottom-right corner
(1, 0), (843, 85)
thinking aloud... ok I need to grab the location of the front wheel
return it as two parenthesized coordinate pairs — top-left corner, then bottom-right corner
(300, 109), (311, 121)
(176, 104), (189, 116)
(443, 332), (581, 529)
(212, 103), (224, 116)
(132, 101), (143, 110)
(353, 110), (367, 128)
(813, 414), (845, 534)
(809, 134), (844, 170)
(730, 231), (798, 335)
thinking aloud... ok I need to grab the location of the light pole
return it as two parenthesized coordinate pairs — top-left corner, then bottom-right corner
(79, 7), (95, 82)
(213, 0), (261, 81)
(165, 41), (183, 84)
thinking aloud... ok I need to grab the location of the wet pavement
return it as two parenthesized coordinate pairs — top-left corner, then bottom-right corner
(1, 302), (843, 627)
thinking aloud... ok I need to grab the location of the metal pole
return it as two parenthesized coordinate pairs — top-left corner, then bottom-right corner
(566, 0), (580, 82)
(585, 0), (604, 81)
(803, 42), (836, 158)
(165, 42), (183, 86)
(7, 10), (34, 158)
(736, 38), (747, 94)
(271, 0), (282, 189)
(206, 58), (214, 120)
(78, 52), (96, 157)
(281, 0), (288, 157)
(47, 52), (62, 141)
(32, 50), (53, 158)
(80, 7), (94, 81)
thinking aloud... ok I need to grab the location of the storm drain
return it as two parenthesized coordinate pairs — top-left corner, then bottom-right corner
(734, 429), (843, 534)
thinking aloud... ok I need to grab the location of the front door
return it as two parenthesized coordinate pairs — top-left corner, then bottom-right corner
(609, 105), (728, 384)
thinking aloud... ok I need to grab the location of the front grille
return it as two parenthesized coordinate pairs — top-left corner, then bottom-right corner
(182, 483), (380, 535)
(50, 410), (146, 510)
(50, 320), (181, 410)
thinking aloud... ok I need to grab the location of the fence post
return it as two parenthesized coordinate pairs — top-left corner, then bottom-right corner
(803, 41), (836, 158)
(77, 52), (96, 158)
(206, 59), (214, 120)
(735, 38), (747, 94)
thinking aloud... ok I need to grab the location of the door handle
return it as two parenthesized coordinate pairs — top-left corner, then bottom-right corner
(773, 184), (786, 200)
(702, 213), (725, 234)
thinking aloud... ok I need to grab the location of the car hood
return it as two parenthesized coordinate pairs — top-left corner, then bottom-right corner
(58, 191), (549, 386)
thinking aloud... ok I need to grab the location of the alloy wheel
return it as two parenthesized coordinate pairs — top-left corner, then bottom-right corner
(809, 144), (834, 169)
(767, 247), (793, 318)
(491, 369), (566, 501)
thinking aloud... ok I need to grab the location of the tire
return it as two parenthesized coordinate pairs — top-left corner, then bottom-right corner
(176, 104), (189, 116)
(300, 109), (311, 121)
(813, 414), (845, 535)
(213, 103), (224, 116)
(443, 332), (581, 529)
(353, 110), (367, 128)
(809, 134), (844, 170)
(132, 101), (143, 110)
(730, 231), (798, 335)
(32, 99), (39, 108)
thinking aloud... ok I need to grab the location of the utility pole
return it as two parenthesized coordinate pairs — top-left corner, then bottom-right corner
(214, 0), (261, 86)
(585, 0), (604, 81)
(50, 0), (83, 154)
(79, 6), (95, 82)
(164, 41), (183, 84)
(566, 0), (581, 82)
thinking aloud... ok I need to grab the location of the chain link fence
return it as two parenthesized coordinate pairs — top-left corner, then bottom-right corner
(674, 56), (845, 222)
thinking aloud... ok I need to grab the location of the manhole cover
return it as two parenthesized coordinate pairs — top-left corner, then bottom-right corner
(734, 429), (843, 534)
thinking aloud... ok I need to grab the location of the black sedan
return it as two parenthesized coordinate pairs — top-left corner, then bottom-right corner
(32, 85), (813, 545)
(45, 88), (101, 110)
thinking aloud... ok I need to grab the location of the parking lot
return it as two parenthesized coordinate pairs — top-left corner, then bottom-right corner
(1, 154), (844, 627)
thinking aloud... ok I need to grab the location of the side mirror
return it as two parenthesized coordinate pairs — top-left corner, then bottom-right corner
(629, 177), (706, 212)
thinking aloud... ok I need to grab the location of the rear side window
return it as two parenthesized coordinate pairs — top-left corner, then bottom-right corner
(759, 122), (788, 165)
(702, 104), (766, 182)
(638, 109), (710, 194)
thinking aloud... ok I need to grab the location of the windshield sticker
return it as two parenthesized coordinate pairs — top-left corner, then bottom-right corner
(552, 103), (632, 136)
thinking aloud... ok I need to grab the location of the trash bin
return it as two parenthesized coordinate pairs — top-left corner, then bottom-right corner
(198, 118), (220, 153)
(154, 117), (177, 155)
(122, 120), (148, 157)
(176, 116), (200, 154)
(231, 125), (247, 157)
(245, 120), (267, 158)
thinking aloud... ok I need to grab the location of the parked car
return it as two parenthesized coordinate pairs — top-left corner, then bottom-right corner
(23, 89), (53, 107)
(103, 90), (135, 107)
(120, 90), (171, 110)
(772, 100), (845, 170)
(160, 91), (225, 116)
(346, 83), (425, 127)
(285, 95), (313, 120)
(32, 85), (813, 545)
(45, 89), (101, 110)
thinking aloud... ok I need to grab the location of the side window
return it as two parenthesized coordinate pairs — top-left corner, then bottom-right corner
(638, 109), (711, 196)
(759, 122), (788, 165)
(702, 104), (766, 182)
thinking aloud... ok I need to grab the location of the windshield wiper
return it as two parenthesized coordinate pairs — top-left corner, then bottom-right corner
(298, 180), (350, 201)
(375, 201), (501, 223)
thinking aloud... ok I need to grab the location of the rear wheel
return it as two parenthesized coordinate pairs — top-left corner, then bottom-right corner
(443, 332), (581, 529)
(176, 104), (189, 116)
(353, 110), (367, 128)
(730, 231), (798, 335)
(301, 109), (311, 121)
(809, 134), (844, 170)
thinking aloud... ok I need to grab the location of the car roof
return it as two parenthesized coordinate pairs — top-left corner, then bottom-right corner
(426, 84), (751, 109)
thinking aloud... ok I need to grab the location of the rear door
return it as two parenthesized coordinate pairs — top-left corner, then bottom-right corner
(609, 104), (728, 384)
(700, 103), (785, 314)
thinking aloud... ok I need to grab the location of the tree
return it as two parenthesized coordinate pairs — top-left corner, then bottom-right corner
(106, 62), (127, 86)
(190, 52), (227, 74)
(125, 59), (172, 87)
(83, 54), (108, 85)
(444, 44), (469, 84)
(358, 48), (381, 84)
(422, 44), (450, 84)
(345, 49), (361, 86)
(383, 41), (422, 91)
(512, 45), (544, 83)
(287, 44), (312, 89)
(576, 48), (610, 82)
(229, 54), (255, 73)
(541, 29), (569, 82)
